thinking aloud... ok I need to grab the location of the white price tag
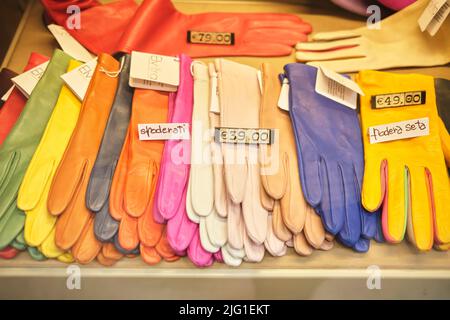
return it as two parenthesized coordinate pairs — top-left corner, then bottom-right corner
(418, 0), (450, 36)
(129, 51), (179, 92)
(11, 61), (49, 98)
(315, 66), (364, 110)
(61, 58), (97, 101)
(47, 24), (95, 62)
(368, 117), (429, 144)
(138, 123), (190, 141)
(277, 78), (290, 111)
(1, 85), (15, 102)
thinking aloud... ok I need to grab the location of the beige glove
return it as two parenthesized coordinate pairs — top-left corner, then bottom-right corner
(259, 63), (334, 257)
(296, 0), (450, 72)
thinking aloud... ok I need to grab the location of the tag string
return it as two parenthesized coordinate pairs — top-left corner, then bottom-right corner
(99, 56), (125, 78)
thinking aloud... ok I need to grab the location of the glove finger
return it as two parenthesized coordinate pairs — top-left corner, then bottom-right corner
(319, 238), (334, 251)
(27, 247), (47, 261)
(260, 184), (275, 211)
(109, 126), (130, 221)
(221, 245), (243, 267)
(310, 29), (361, 41)
(297, 46), (365, 62)
(293, 232), (313, 256)
(352, 237), (371, 253)
(39, 227), (65, 258)
(118, 213), (139, 251)
(337, 164), (362, 247)
(155, 227), (178, 260)
(71, 216), (102, 264)
(227, 201), (244, 250)
(138, 192), (163, 247)
(124, 159), (155, 217)
(382, 161), (407, 244)
(0, 203), (24, 250)
(264, 214), (287, 257)
(241, 161), (268, 244)
(93, 199), (119, 242)
(102, 242), (124, 260)
(318, 159), (345, 235)
(205, 208), (227, 247)
(166, 193), (196, 252)
(113, 233), (139, 255)
(303, 207), (326, 249)
(186, 176), (201, 223)
(222, 143), (247, 204)
(243, 227), (265, 263)
(272, 200), (292, 242)
(437, 118), (450, 167)
(306, 58), (371, 74)
(187, 228), (214, 267)
(0, 246), (19, 259)
(362, 157), (385, 212)
(199, 216), (220, 253)
(96, 251), (119, 266)
(17, 160), (55, 211)
(296, 37), (361, 52)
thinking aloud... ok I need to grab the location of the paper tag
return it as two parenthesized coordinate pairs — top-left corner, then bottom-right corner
(315, 66), (364, 110)
(368, 117), (429, 144)
(129, 51), (179, 92)
(371, 91), (426, 109)
(215, 127), (274, 145)
(187, 31), (234, 45)
(138, 123), (190, 141)
(257, 70), (263, 94)
(278, 78), (290, 111)
(47, 24), (95, 62)
(1, 85), (15, 102)
(11, 61), (49, 98)
(210, 70), (220, 114)
(61, 58), (97, 100)
(418, 0), (450, 36)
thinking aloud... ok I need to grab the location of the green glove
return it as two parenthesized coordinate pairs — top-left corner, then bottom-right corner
(0, 49), (72, 249)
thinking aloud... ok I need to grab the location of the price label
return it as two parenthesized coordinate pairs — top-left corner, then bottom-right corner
(368, 117), (429, 144)
(215, 127), (274, 145)
(188, 31), (235, 45)
(371, 91), (426, 109)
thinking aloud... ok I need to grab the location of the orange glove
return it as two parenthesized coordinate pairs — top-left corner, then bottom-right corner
(110, 89), (178, 265)
(48, 53), (120, 264)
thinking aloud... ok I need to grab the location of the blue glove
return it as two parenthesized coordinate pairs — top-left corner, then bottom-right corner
(284, 63), (380, 252)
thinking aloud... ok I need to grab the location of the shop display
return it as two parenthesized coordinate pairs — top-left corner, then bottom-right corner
(296, 0), (450, 72)
(0, 0), (448, 270)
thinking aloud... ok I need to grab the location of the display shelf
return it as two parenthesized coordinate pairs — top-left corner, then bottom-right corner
(0, 0), (449, 299)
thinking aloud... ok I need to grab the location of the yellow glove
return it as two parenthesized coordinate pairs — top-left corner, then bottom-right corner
(17, 60), (82, 260)
(357, 70), (450, 251)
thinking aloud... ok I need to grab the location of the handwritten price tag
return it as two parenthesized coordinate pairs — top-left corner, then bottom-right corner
(138, 123), (190, 141)
(368, 117), (429, 144)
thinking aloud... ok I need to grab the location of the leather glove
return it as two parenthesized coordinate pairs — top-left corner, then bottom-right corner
(330, 0), (377, 16)
(296, 0), (450, 72)
(0, 54), (49, 143)
(434, 78), (450, 167)
(215, 58), (268, 245)
(377, 0), (417, 10)
(0, 49), (71, 250)
(40, 0), (138, 55)
(118, 0), (312, 58)
(17, 60), (81, 261)
(110, 88), (178, 265)
(356, 70), (450, 251)
(260, 63), (333, 256)
(48, 53), (120, 264)
(86, 53), (133, 242)
(284, 63), (379, 252)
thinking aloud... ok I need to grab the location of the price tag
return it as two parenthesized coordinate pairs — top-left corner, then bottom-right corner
(61, 58), (97, 101)
(278, 78), (290, 111)
(368, 117), (429, 144)
(418, 0), (450, 36)
(315, 66), (364, 110)
(47, 24), (95, 62)
(138, 123), (190, 141)
(1, 85), (15, 102)
(11, 61), (49, 98)
(188, 31), (234, 45)
(215, 127), (274, 145)
(129, 51), (179, 92)
(371, 91), (426, 109)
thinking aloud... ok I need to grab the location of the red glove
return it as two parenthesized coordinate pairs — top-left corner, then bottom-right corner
(118, 0), (312, 57)
(40, 0), (138, 54)
(0, 53), (48, 145)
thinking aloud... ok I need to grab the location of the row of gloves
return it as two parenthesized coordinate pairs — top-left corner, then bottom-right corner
(41, 0), (449, 73)
(0, 49), (448, 267)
